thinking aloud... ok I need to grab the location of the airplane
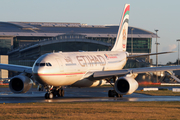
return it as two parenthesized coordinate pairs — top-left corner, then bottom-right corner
(0, 4), (180, 99)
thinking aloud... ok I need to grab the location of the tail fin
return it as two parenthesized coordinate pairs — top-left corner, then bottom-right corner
(111, 4), (130, 51)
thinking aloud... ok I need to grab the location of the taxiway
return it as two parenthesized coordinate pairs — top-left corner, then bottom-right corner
(0, 87), (180, 103)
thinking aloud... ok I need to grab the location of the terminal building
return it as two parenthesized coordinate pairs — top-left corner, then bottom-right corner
(1, 22), (180, 84)
(0, 22), (157, 68)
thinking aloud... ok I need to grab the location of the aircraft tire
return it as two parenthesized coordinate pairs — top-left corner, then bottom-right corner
(49, 93), (54, 99)
(45, 93), (49, 99)
(61, 89), (64, 97)
(108, 90), (116, 97)
(58, 89), (62, 97)
(116, 93), (123, 98)
(52, 90), (58, 97)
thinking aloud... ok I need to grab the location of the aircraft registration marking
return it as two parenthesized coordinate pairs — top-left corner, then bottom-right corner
(65, 63), (77, 66)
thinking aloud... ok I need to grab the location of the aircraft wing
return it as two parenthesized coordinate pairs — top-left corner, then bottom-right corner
(127, 51), (175, 58)
(0, 63), (32, 74)
(93, 65), (180, 78)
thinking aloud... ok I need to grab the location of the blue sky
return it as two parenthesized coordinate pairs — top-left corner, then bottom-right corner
(0, 0), (180, 64)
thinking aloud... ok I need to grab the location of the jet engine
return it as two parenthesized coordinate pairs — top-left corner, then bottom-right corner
(9, 73), (33, 93)
(114, 76), (138, 95)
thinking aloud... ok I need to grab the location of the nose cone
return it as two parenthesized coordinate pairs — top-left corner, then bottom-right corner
(32, 53), (54, 84)
(33, 67), (48, 84)
(34, 66), (45, 74)
(32, 53), (63, 85)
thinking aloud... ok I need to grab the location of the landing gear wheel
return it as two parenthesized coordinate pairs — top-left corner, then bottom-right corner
(57, 88), (64, 97)
(49, 93), (53, 99)
(116, 93), (123, 98)
(108, 90), (122, 98)
(52, 89), (59, 98)
(45, 93), (49, 99)
(58, 89), (62, 97)
(108, 90), (116, 97)
(44, 93), (54, 99)
(44, 86), (65, 99)
(61, 89), (64, 97)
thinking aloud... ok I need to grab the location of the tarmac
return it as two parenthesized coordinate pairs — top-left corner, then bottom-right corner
(0, 86), (180, 103)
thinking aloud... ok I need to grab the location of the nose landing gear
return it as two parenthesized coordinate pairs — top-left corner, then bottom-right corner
(45, 92), (54, 99)
(44, 86), (64, 99)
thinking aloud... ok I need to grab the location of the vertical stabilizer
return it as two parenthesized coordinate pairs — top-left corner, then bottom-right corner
(111, 4), (130, 51)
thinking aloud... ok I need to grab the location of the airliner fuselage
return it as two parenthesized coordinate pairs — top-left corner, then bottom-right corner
(32, 51), (127, 87)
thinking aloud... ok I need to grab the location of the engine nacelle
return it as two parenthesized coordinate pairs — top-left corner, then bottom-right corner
(9, 74), (33, 93)
(114, 76), (138, 95)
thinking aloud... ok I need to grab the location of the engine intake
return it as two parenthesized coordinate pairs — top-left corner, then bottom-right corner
(114, 76), (138, 95)
(9, 74), (33, 93)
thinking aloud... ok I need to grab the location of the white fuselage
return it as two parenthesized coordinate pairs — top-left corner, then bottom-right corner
(32, 51), (127, 87)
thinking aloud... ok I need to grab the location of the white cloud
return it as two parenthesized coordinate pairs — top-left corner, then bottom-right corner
(162, 44), (177, 51)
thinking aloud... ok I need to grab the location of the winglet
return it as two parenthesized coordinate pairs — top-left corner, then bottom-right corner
(111, 4), (130, 51)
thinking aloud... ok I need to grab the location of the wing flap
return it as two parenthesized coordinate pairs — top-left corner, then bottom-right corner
(93, 69), (130, 78)
(93, 65), (180, 78)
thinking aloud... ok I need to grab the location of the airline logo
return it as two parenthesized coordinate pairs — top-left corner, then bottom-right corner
(64, 56), (73, 63)
(111, 4), (130, 51)
(76, 55), (106, 67)
(122, 29), (126, 40)
(122, 27), (127, 50)
(117, 5), (130, 41)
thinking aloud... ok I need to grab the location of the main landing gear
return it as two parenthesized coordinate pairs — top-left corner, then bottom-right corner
(108, 90), (123, 98)
(44, 86), (64, 99)
(107, 76), (123, 98)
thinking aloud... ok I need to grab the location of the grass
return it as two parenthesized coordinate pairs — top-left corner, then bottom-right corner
(0, 102), (180, 120)
(135, 90), (180, 96)
(0, 85), (9, 88)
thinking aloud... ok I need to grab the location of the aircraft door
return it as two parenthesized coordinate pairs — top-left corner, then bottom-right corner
(55, 58), (64, 72)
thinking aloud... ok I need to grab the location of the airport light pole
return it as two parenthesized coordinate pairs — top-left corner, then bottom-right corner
(177, 39), (180, 65)
(155, 29), (159, 83)
(155, 29), (159, 67)
(131, 28), (134, 55)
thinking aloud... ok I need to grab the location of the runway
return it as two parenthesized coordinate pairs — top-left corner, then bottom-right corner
(0, 87), (180, 103)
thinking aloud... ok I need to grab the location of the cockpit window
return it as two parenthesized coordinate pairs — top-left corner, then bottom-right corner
(35, 63), (40, 66)
(46, 63), (52, 66)
(35, 62), (52, 67)
(40, 63), (45, 66)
